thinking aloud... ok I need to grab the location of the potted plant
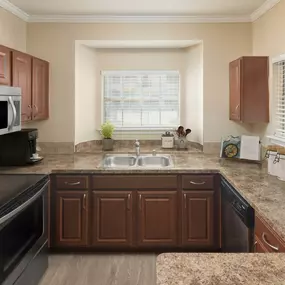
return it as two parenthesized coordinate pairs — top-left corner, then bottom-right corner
(101, 121), (115, 151)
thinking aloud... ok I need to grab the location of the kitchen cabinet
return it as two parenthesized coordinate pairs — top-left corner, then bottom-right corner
(32, 58), (49, 120)
(137, 191), (177, 247)
(55, 191), (88, 247)
(0, 45), (11, 85)
(12, 51), (32, 122)
(255, 213), (285, 253)
(92, 191), (133, 247)
(229, 56), (269, 123)
(182, 191), (214, 247)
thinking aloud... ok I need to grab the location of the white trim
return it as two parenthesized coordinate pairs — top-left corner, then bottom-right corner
(0, 0), (279, 23)
(272, 54), (285, 64)
(0, 0), (29, 21)
(28, 14), (251, 23)
(251, 0), (280, 21)
(267, 135), (285, 147)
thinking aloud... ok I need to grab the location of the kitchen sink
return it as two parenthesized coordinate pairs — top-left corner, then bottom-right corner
(102, 154), (173, 168)
(103, 155), (137, 167)
(137, 155), (172, 167)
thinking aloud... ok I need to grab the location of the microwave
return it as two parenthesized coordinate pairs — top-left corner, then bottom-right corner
(0, 86), (21, 136)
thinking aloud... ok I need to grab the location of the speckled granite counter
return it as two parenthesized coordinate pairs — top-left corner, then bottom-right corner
(157, 253), (285, 285)
(1, 152), (285, 240)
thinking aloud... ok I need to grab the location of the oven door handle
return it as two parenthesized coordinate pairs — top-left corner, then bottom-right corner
(0, 181), (49, 226)
(8, 96), (17, 130)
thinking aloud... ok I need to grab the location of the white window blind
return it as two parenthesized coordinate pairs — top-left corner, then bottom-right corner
(102, 70), (180, 128)
(273, 59), (285, 139)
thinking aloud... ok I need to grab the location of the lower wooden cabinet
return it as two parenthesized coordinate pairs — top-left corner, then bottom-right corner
(137, 191), (177, 247)
(182, 191), (214, 247)
(55, 191), (88, 247)
(92, 191), (133, 247)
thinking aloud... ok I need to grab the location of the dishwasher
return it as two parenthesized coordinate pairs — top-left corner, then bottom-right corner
(221, 176), (255, 252)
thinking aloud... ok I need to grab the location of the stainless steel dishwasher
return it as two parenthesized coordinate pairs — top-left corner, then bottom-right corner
(221, 176), (255, 252)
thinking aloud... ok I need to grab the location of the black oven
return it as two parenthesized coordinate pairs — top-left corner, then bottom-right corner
(0, 175), (49, 285)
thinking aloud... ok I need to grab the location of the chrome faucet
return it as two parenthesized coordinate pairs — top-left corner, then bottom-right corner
(135, 139), (140, 157)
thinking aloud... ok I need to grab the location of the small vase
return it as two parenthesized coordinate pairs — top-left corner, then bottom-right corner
(102, 138), (114, 151)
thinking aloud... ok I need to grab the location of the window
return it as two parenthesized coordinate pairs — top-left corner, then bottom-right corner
(273, 57), (285, 139)
(102, 71), (180, 129)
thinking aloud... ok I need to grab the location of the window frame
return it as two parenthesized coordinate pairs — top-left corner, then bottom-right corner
(268, 54), (285, 146)
(101, 70), (181, 130)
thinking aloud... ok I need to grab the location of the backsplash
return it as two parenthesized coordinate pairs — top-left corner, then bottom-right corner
(75, 140), (203, 153)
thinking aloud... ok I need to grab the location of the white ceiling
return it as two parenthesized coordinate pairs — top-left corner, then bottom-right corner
(9, 0), (266, 16)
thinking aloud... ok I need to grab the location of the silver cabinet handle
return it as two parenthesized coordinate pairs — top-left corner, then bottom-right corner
(83, 194), (87, 210)
(64, 181), (81, 186)
(262, 233), (279, 251)
(127, 194), (131, 210)
(33, 105), (38, 117)
(184, 193), (187, 209)
(190, 181), (206, 185)
(235, 104), (240, 111)
(139, 194), (142, 211)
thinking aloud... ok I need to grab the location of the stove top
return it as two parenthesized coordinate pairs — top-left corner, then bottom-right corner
(0, 174), (48, 209)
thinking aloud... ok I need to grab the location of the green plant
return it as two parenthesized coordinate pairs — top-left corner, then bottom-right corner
(101, 121), (115, 139)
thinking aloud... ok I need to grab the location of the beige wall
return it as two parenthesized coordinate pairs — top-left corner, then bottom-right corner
(185, 44), (203, 144)
(0, 8), (26, 51)
(27, 22), (252, 143)
(75, 44), (98, 144)
(252, 0), (285, 142)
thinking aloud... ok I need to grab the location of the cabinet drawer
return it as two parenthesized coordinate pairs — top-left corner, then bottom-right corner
(55, 175), (89, 190)
(92, 175), (177, 189)
(182, 175), (214, 190)
(255, 214), (285, 253)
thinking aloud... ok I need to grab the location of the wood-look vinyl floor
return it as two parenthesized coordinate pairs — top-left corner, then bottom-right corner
(39, 254), (156, 285)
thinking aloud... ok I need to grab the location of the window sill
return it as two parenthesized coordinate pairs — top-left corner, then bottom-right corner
(267, 135), (285, 147)
(97, 127), (176, 135)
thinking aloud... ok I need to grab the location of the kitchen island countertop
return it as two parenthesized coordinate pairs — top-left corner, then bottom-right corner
(1, 152), (285, 242)
(157, 253), (285, 285)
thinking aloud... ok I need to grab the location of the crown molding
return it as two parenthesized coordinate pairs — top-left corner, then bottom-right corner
(0, 0), (280, 24)
(0, 0), (29, 21)
(28, 14), (251, 23)
(251, 0), (280, 21)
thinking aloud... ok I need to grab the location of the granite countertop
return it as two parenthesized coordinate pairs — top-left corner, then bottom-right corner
(1, 152), (285, 240)
(156, 253), (285, 285)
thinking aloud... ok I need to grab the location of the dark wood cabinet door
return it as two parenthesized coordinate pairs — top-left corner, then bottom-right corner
(12, 51), (32, 122)
(0, 45), (11, 85)
(55, 191), (88, 247)
(254, 236), (269, 253)
(137, 191), (177, 247)
(229, 59), (241, 121)
(32, 58), (49, 120)
(182, 191), (214, 247)
(92, 191), (133, 247)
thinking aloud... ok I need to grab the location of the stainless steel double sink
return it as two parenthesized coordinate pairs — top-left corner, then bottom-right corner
(102, 154), (174, 168)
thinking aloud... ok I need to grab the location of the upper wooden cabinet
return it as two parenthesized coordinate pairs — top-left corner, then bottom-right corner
(32, 58), (49, 120)
(229, 56), (269, 123)
(0, 45), (11, 86)
(12, 51), (32, 122)
(0, 44), (49, 123)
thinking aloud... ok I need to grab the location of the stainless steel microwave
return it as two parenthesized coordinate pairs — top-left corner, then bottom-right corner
(0, 86), (21, 136)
